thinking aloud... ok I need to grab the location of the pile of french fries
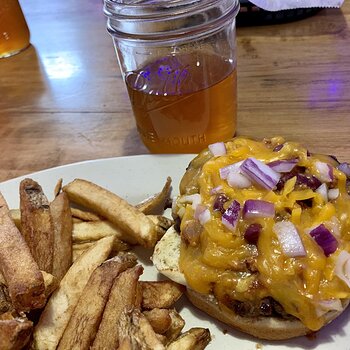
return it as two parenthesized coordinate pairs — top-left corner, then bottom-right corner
(0, 177), (211, 349)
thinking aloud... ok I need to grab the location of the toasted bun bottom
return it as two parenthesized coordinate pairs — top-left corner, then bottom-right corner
(186, 289), (349, 340)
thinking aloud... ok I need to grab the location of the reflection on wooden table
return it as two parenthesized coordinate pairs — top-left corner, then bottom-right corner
(0, 0), (350, 181)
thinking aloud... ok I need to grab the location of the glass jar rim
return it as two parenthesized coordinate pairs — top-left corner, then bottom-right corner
(104, 0), (240, 39)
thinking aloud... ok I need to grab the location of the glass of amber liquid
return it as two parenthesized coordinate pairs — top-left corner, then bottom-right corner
(104, 0), (239, 153)
(0, 0), (30, 58)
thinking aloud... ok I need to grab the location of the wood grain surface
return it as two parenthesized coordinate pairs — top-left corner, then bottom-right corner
(0, 0), (350, 181)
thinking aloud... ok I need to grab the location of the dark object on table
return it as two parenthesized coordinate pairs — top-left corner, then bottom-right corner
(237, 0), (322, 26)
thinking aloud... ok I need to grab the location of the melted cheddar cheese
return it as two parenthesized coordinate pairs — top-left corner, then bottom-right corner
(176, 137), (350, 331)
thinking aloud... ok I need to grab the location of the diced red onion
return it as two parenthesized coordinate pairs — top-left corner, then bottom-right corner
(315, 299), (343, 317)
(316, 183), (328, 202)
(309, 224), (338, 257)
(244, 223), (262, 245)
(210, 185), (223, 195)
(208, 142), (226, 157)
(273, 221), (306, 257)
(194, 204), (211, 225)
(219, 161), (243, 180)
(213, 193), (229, 213)
(268, 159), (298, 173)
(296, 174), (322, 191)
(338, 162), (350, 177)
(180, 194), (201, 210)
(335, 251), (350, 288)
(222, 200), (241, 232)
(243, 200), (275, 219)
(273, 144), (284, 152)
(227, 172), (252, 189)
(240, 157), (281, 190)
(315, 161), (334, 182)
(328, 188), (340, 200)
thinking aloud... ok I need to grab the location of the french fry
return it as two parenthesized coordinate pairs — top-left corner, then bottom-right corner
(0, 312), (33, 350)
(54, 178), (63, 198)
(166, 328), (211, 350)
(73, 220), (137, 244)
(140, 281), (185, 309)
(91, 265), (143, 350)
(117, 308), (166, 350)
(50, 192), (73, 281)
(135, 177), (172, 215)
(70, 207), (101, 221)
(41, 271), (58, 298)
(63, 179), (158, 247)
(9, 209), (21, 231)
(58, 253), (137, 350)
(164, 309), (185, 342)
(143, 308), (172, 334)
(148, 215), (174, 240)
(20, 178), (54, 273)
(72, 238), (130, 262)
(33, 235), (115, 350)
(0, 192), (46, 312)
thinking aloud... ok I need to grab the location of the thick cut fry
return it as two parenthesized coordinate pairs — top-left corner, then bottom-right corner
(50, 192), (73, 281)
(9, 209), (21, 231)
(70, 207), (101, 221)
(148, 215), (174, 240)
(54, 178), (63, 198)
(91, 265), (143, 350)
(63, 179), (157, 247)
(72, 238), (130, 262)
(143, 308), (172, 334)
(164, 309), (185, 342)
(140, 281), (185, 309)
(117, 308), (165, 350)
(0, 313), (33, 350)
(57, 253), (137, 350)
(33, 235), (115, 350)
(166, 328), (211, 350)
(135, 177), (172, 215)
(20, 178), (54, 273)
(41, 271), (58, 298)
(73, 220), (137, 244)
(0, 192), (46, 311)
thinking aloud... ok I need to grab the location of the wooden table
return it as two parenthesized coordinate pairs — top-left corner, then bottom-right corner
(0, 0), (350, 182)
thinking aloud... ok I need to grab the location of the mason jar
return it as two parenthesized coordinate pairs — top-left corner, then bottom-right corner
(104, 0), (240, 154)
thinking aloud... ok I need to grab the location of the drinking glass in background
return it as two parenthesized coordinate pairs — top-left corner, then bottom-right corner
(0, 0), (30, 58)
(104, 0), (239, 154)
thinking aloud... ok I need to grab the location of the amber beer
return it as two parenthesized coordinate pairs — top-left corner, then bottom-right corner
(126, 52), (237, 154)
(0, 0), (30, 58)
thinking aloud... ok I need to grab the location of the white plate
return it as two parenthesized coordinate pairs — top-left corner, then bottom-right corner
(1, 155), (349, 350)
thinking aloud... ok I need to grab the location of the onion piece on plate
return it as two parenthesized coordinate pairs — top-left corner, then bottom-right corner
(328, 188), (340, 200)
(213, 193), (229, 214)
(335, 251), (350, 288)
(309, 224), (338, 257)
(315, 161), (334, 183)
(194, 204), (211, 225)
(219, 161), (243, 180)
(273, 221), (306, 257)
(222, 200), (241, 232)
(208, 142), (226, 157)
(338, 162), (350, 177)
(179, 193), (201, 210)
(243, 199), (275, 219)
(316, 183), (328, 202)
(227, 172), (252, 189)
(244, 223), (262, 245)
(268, 159), (298, 173)
(241, 157), (281, 190)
